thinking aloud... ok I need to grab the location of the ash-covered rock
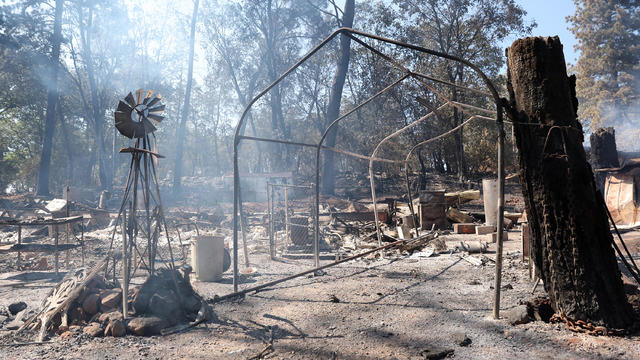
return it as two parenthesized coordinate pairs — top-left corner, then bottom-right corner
(131, 266), (206, 327)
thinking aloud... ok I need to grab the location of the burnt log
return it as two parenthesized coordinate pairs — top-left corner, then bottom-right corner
(590, 127), (619, 192)
(506, 36), (633, 328)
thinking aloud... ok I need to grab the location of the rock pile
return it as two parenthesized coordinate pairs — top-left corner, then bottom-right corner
(54, 276), (125, 338)
(29, 265), (210, 339)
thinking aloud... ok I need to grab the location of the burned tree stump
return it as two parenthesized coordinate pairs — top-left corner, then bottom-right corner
(590, 127), (619, 192)
(506, 36), (633, 329)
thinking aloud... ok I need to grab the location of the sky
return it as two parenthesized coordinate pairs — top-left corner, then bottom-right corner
(503, 0), (579, 65)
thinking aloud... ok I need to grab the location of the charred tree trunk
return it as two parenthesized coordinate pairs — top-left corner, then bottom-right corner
(506, 36), (633, 329)
(590, 127), (619, 192)
(321, 0), (355, 195)
(447, 64), (466, 182)
(268, 83), (286, 169)
(452, 106), (465, 181)
(36, 0), (64, 196)
(432, 150), (444, 174)
(57, 100), (74, 183)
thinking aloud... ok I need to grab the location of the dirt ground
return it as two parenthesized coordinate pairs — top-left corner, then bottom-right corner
(0, 223), (639, 360)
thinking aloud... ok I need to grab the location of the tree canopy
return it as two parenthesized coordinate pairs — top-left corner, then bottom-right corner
(568, 0), (640, 145)
(0, 0), (538, 195)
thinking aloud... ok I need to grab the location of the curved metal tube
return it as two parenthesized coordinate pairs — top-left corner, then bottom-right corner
(403, 115), (496, 163)
(348, 34), (497, 245)
(411, 72), (492, 97)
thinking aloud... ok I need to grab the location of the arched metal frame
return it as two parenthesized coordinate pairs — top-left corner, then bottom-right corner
(232, 28), (506, 318)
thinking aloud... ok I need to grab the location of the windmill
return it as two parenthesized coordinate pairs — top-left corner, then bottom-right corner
(108, 89), (180, 319)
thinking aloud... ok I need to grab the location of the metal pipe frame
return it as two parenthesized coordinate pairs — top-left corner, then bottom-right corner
(238, 135), (401, 163)
(356, 32), (506, 310)
(232, 28), (505, 319)
(340, 36), (480, 243)
(411, 72), (492, 97)
(356, 36), (497, 245)
(268, 183), (314, 189)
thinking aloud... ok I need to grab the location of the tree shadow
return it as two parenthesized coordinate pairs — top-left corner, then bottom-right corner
(252, 258), (402, 293)
(2, 270), (65, 283)
(213, 274), (258, 285)
(202, 257), (620, 359)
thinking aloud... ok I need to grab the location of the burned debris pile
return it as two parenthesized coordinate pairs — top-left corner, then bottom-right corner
(245, 171), (528, 277)
(18, 259), (209, 340)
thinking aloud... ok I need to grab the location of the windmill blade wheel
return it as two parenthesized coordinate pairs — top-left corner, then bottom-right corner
(114, 89), (165, 139)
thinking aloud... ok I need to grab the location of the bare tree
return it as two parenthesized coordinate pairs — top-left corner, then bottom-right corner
(321, 0), (354, 195)
(173, 0), (200, 195)
(77, 3), (109, 189)
(202, 5), (266, 172)
(202, 0), (330, 172)
(36, 0), (64, 196)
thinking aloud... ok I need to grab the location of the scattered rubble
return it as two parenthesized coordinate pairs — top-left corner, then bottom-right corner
(9, 252), (210, 341)
(504, 305), (531, 325)
(451, 332), (472, 347)
(8, 301), (27, 315)
(0, 174), (638, 358)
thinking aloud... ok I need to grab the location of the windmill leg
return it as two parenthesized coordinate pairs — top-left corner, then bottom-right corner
(106, 154), (136, 277)
(141, 139), (154, 273)
(131, 153), (142, 273)
(122, 208), (128, 319)
(149, 149), (177, 271)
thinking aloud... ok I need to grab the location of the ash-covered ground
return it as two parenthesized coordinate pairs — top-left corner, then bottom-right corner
(0, 185), (639, 359)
